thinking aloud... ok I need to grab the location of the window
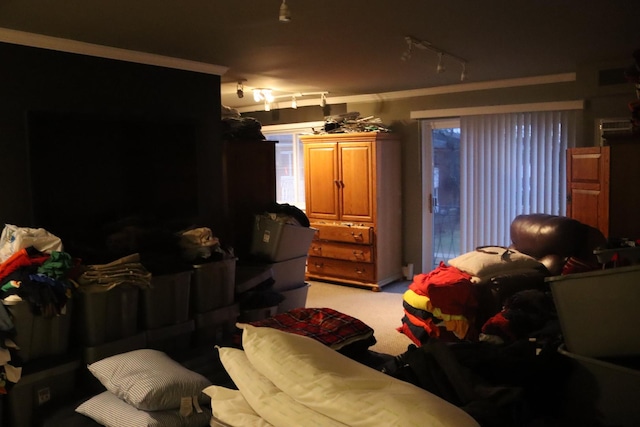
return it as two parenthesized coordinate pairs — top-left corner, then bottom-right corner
(262, 122), (323, 210)
(422, 107), (580, 264)
(458, 110), (577, 251)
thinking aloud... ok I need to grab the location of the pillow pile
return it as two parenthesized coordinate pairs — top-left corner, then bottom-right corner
(209, 325), (480, 427)
(448, 246), (545, 283)
(76, 349), (213, 427)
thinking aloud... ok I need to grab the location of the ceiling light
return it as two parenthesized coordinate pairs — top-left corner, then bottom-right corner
(279, 0), (291, 22)
(253, 89), (263, 102)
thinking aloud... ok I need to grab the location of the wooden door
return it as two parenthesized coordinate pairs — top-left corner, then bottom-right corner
(566, 146), (610, 237)
(339, 142), (375, 223)
(304, 142), (340, 220)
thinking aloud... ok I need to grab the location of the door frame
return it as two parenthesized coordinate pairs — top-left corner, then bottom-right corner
(421, 118), (460, 271)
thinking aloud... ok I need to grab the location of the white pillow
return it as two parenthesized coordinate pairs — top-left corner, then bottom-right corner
(87, 349), (212, 411)
(75, 391), (212, 427)
(203, 386), (274, 427)
(448, 246), (543, 280)
(242, 325), (480, 427)
(217, 347), (347, 427)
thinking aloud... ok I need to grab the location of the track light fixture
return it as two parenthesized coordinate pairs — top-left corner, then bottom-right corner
(236, 80), (245, 98)
(320, 93), (327, 107)
(279, 0), (291, 22)
(436, 52), (445, 74)
(291, 96), (297, 109)
(402, 35), (468, 82)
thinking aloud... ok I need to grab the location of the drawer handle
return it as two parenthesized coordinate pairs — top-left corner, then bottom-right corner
(312, 246), (322, 253)
(355, 268), (365, 275)
(351, 232), (363, 241)
(352, 250), (364, 260)
(314, 262), (324, 268)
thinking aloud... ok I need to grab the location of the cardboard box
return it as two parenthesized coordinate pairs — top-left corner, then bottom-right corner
(250, 215), (316, 262)
(5, 299), (73, 362)
(547, 265), (640, 358)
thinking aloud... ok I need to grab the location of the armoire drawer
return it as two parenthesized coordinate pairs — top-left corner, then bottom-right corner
(308, 241), (372, 262)
(307, 256), (375, 282)
(311, 222), (373, 244)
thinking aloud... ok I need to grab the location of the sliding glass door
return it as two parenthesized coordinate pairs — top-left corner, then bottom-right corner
(422, 119), (461, 271)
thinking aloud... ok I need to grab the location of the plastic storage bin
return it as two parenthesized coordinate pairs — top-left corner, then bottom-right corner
(558, 345), (640, 427)
(146, 320), (195, 356)
(5, 299), (73, 362)
(250, 215), (316, 262)
(191, 258), (236, 314)
(6, 358), (81, 427)
(547, 264), (640, 358)
(140, 270), (192, 329)
(277, 282), (310, 313)
(74, 285), (140, 347)
(193, 304), (239, 346)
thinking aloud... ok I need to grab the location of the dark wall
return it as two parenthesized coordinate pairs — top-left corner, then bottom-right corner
(0, 42), (223, 254)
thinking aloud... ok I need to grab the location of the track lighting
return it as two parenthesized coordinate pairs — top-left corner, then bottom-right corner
(236, 80), (244, 98)
(320, 93), (327, 108)
(253, 88), (274, 103)
(291, 96), (297, 109)
(402, 35), (468, 82)
(436, 52), (445, 74)
(279, 0), (291, 22)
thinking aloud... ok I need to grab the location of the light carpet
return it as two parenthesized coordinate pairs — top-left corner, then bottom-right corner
(305, 280), (414, 356)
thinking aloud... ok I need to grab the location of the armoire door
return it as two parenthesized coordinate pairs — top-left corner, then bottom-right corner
(304, 142), (340, 220)
(566, 146), (610, 236)
(339, 142), (374, 223)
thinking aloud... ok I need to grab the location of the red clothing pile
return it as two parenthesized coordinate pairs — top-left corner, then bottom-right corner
(398, 262), (478, 345)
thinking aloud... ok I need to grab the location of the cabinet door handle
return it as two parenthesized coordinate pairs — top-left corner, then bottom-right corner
(334, 180), (341, 187)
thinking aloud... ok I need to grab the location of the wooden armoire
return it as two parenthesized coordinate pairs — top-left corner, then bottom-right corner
(301, 132), (402, 291)
(566, 134), (640, 240)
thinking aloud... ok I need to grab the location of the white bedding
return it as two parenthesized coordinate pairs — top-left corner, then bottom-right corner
(207, 325), (480, 427)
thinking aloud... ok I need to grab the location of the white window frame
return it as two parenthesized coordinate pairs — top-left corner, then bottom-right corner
(262, 121), (324, 210)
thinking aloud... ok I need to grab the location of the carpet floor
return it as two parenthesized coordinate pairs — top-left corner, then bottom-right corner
(305, 280), (414, 356)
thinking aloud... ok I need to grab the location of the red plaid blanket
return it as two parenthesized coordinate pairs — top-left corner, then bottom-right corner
(247, 307), (375, 350)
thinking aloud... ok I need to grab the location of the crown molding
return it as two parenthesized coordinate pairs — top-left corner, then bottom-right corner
(0, 27), (228, 76)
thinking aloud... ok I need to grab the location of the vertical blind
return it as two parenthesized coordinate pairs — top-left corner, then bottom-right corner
(459, 110), (577, 252)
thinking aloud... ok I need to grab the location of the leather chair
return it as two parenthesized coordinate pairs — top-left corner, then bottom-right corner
(475, 213), (606, 328)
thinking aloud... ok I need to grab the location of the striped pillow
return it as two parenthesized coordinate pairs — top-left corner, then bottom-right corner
(76, 391), (212, 427)
(87, 349), (211, 411)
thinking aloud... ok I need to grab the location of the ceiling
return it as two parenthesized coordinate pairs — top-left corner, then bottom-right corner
(0, 1), (638, 112)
